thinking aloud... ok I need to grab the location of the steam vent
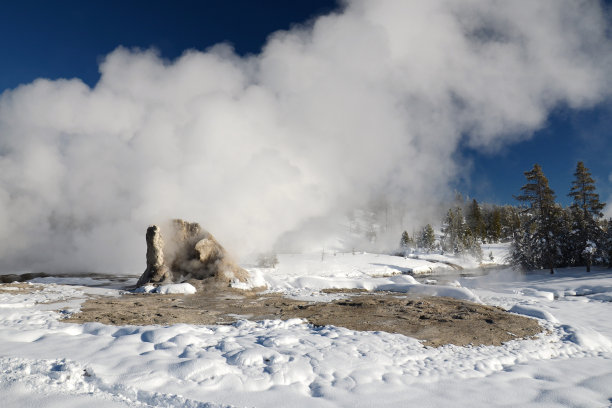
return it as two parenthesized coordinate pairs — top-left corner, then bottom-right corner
(136, 219), (249, 287)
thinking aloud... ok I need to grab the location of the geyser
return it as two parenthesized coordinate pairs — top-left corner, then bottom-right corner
(0, 0), (610, 274)
(137, 220), (248, 287)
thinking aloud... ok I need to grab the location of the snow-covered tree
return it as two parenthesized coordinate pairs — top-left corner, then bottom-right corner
(568, 161), (606, 272)
(417, 224), (436, 252)
(399, 230), (414, 249)
(511, 164), (562, 273)
(441, 207), (481, 257)
(441, 207), (464, 254)
(604, 218), (612, 268)
(500, 205), (523, 242)
(557, 207), (576, 267)
(486, 207), (503, 243)
(256, 252), (279, 268)
(466, 199), (486, 243)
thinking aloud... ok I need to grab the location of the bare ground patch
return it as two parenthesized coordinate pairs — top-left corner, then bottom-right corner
(64, 281), (542, 347)
(0, 282), (41, 293)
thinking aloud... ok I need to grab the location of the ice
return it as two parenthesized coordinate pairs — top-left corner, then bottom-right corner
(1, 251), (612, 407)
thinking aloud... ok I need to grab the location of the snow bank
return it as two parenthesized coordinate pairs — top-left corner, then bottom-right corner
(520, 288), (555, 301)
(155, 283), (197, 294)
(509, 305), (558, 323)
(133, 283), (197, 295)
(375, 283), (481, 303)
(243, 253), (482, 302)
(562, 326), (612, 350)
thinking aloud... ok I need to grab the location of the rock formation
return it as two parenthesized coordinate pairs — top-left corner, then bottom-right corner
(136, 219), (249, 287)
(136, 226), (170, 286)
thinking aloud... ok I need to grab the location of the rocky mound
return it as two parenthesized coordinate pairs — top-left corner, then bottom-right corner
(136, 219), (249, 287)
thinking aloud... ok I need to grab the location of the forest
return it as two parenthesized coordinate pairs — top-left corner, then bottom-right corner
(399, 161), (610, 273)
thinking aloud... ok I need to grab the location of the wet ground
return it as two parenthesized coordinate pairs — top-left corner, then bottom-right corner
(63, 279), (542, 347)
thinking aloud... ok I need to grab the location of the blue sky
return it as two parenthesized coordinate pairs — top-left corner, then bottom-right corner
(459, 103), (612, 207)
(1, 0), (611, 208)
(0, 0), (336, 90)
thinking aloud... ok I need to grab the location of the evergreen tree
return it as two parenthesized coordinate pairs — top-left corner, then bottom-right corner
(400, 230), (413, 249)
(463, 228), (483, 261)
(466, 199), (486, 243)
(501, 205), (522, 242)
(486, 207), (503, 243)
(568, 161), (606, 271)
(256, 252), (279, 268)
(441, 207), (482, 257)
(557, 207), (576, 267)
(512, 164), (561, 273)
(604, 218), (612, 268)
(441, 207), (463, 253)
(418, 224), (436, 252)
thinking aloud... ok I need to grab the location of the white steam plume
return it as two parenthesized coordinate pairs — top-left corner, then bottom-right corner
(606, 173), (612, 219)
(0, 0), (610, 274)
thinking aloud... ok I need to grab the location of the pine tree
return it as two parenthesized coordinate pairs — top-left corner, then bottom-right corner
(486, 207), (503, 243)
(501, 205), (522, 242)
(400, 230), (413, 249)
(466, 199), (486, 243)
(441, 207), (463, 253)
(463, 227), (483, 261)
(604, 218), (612, 268)
(441, 206), (482, 257)
(557, 207), (576, 267)
(418, 224), (436, 252)
(512, 164), (561, 273)
(568, 161), (606, 272)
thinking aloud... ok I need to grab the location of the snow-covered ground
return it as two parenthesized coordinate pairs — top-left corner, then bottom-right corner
(241, 252), (479, 302)
(1, 250), (611, 407)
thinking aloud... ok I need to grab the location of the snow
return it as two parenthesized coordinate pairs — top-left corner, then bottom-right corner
(481, 242), (511, 265)
(239, 252), (473, 299)
(133, 282), (197, 295)
(134, 283), (197, 294)
(156, 283), (197, 294)
(508, 304), (559, 323)
(1, 249), (612, 407)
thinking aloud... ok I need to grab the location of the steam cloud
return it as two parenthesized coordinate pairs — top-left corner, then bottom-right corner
(606, 173), (612, 218)
(0, 0), (610, 274)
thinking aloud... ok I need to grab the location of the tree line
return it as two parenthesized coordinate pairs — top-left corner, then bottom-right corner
(399, 197), (521, 261)
(399, 161), (610, 273)
(510, 162), (608, 273)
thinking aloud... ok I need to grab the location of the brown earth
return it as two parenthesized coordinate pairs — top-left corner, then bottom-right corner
(64, 280), (542, 347)
(0, 282), (38, 293)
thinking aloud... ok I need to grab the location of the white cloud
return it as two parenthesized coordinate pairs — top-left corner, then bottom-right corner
(0, 0), (610, 273)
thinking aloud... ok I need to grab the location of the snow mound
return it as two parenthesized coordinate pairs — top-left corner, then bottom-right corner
(521, 288), (555, 301)
(562, 326), (612, 350)
(509, 305), (558, 323)
(156, 283), (197, 294)
(245, 253), (482, 302)
(133, 283), (197, 295)
(230, 269), (268, 290)
(374, 281), (481, 303)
